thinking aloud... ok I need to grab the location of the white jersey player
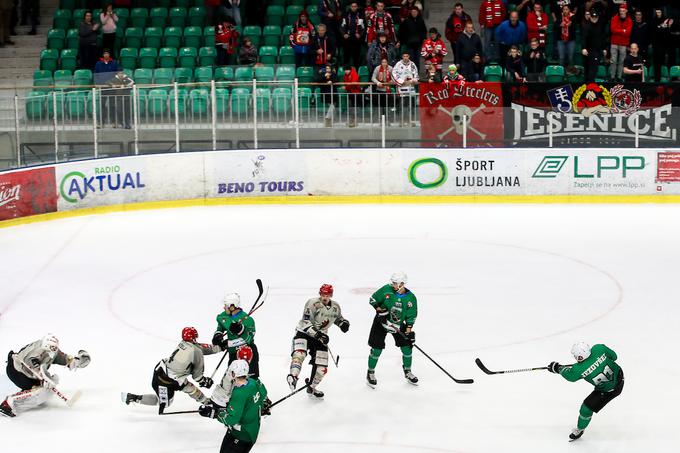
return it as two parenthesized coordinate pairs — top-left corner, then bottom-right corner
(286, 284), (350, 399)
(1, 334), (91, 417)
(122, 327), (221, 414)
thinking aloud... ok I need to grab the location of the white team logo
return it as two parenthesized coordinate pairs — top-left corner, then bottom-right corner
(437, 104), (487, 140)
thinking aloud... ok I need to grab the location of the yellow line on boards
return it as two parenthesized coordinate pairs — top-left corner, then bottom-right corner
(3, 194), (680, 229)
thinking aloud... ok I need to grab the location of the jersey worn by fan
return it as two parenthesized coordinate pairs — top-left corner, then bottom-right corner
(216, 311), (256, 352)
(369, 284), (418, 328)
(217, 378), (268, 443)
(559, 344), (622, 392)
(296, 297), (347, 336)
(13, 340), (69, 380)
(162, 341), (220, 384)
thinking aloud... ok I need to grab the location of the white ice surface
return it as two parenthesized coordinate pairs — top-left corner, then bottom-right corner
(1, 204), (679, 453)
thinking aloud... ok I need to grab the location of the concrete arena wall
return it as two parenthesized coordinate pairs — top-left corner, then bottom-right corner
(2, 148), (680, 226)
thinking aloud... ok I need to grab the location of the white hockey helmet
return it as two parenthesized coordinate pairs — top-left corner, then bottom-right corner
(390, 271), (407, 286)
(228, 359), (249, 379)
(223, 293), (241, 309)
(41, 334), (59, 353)
(571, 342), (591, 362)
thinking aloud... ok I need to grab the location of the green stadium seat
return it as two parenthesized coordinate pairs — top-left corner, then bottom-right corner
(175, 0), (191, 7)
(93, 9), (102, 24)
(286, 6), (304, 26)
(154, 67), (174, 85)
(134, 68), (154, 85)
(59, 0), (75, 11)
(188, 7), (206, 27)
(194, 66), (213, 83)
(235, 67), (253, 82)
(169, 7), (188, 28)
(358, 66), (369, 83)
(174, 67), (193, 83)
(115, 8), (129, 29)
(266, 6), (285, 27)
(203, 26), (215, 47)
(119, 48), (139, 71)
(231, 87), (251, 115)
(297, 87), (312, 110)
(215, 66), (234, 83)
(190, 88), (210, 115)
(60, 48), (78, 72)
(670, 66), (680, 81)
(652, 66), (670, 83)
(283, 25), (293, 38)
(198, 47), (216, 66)
(242, 26), (262, 48)
(145, 27), (164, 49)
(159, 47), (178, 68)
(53, 9), (71, 30)
(279, 46), (295, 65)
(484, 64), (503, 82)
(178, 47), (197, 68)
(263, 25), (282, 47)
(72, 9), (86, 27)
(66, 91), (87, 119)
(276, 65), (295, 82)
(545, 65), (565, 83)
(130, 8), (149, 28)
(184, 26), (203, 48)
(169, 88), (189, 115)
(258, 46), (278, 65)
(66, 28), (79, 50)
(40, 49), (60, 72)
(214, 88), (229, 113)
(125, 28), (144, 48)
(296, 66), (314, 84)
(595, 65), (607, 83)
(53, 69), (72, 88)
(85, 89), (99, 117)
(47, 29), (65, 50)
(566, 65), (584, 83)
(73, 69), (92, 86)
(254, 87), (270, 113)
(46, 91), (66, 119)
(148, 89), (169, 116)
(272, 87), (292, 114)
(139, 47), (158, 69)
(150, 7), (169, 28)
(307, 5), (318, 17)
(255, 66), (275, 84)
(132, 88), (147, 116)
(33, 70), (53, 90)
(164, 27), (183, 48)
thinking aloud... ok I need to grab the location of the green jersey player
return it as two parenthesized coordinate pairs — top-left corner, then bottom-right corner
(548, 342), (624, 441)
(212, 293), (260, 379)
(366, 272), (418, 387)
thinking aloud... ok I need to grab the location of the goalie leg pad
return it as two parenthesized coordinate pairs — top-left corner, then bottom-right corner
(291, 337), (308, 355)
(7, 386), (51, 414)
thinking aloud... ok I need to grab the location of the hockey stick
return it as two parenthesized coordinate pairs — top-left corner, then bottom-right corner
(161, 409), (199, 415)
(475, 358), (573, 375)
(327, 345), (340, 368)
(20, 359), (82, 407)
(269, 383), (311, 409)
(394, 331), (474, 384)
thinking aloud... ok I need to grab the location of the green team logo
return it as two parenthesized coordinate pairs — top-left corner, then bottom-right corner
(532, 156), (568, 178)
(409, 158), (448, 189)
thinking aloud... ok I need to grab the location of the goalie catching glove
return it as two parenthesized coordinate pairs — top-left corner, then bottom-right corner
(67, 350), (91, 371)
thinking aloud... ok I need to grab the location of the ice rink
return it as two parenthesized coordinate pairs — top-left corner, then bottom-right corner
(1, 203), (679, 453)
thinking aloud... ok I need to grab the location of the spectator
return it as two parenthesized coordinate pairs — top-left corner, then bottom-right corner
(505, 45), (527, 82)
(216, 17), (239, 66)
(316, 63), (338, 127)
(650, 7), (672, 82)
(456, 22), (483, 77)
(319, 0), (343, 40)
(384, 0), (402, 22)
(399, 7), (427, 69)
(549, 0), (578, 22)
(630, 10), (649, 65)
(363, 0), (375, 21)
(94, 49), (120, 76)
(514, 0), (535, 22)
(445, 2), (472, 53)
(421, 60), (442, 83)
(0, 0), (15, 44)
(79, 11), (101, 70)
(623, 42), (645, 81)
(610, 3), (633, 81)
(371, 57), (394, 108)
(443, 63), (466, 84)
(462, 52), (484, 81)
(25, 0), (38, 35)
(343, 64), (361, 127)
(341, 2), (365, 69)
(367, 32), (398, 73)
(100, 4), (118, 56)
(106, 71), (134, 129)
(238, 36), (257, 65)
(478, 0), (507, 54)
(392, 51), (418, 125)
(399, 0), (423, 23)
(555, 5), (576, 70)
(366, 1), (396, 43)
(523, 37), (547, 81)
(526, 2), (549, 49)
(289, 11), (316, 67)
(94, 49), (120, 125)
(215, 1), (241, 28)
(420, 27), (447, 73)
(313, 23), (336, 67)
(582, 8), (606, 81)
(496, 11), (527, 59)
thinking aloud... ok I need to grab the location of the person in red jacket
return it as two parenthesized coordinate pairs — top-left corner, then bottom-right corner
(526, 2), (548, 49)
(478, 0), (506, 54)
(343, 65), (361, 127)
(215, 17), (239, 66)
(445, 2), (472, 53)
(366, 1), (396, 43)
(420, 27), (448, 72)
(290, 11), (317, 67)
(610, 3), (632, 81)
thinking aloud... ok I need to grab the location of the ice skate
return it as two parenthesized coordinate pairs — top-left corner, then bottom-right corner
(0, 399), (15, 418)
(366, 370), (377, 388)
(569, 428), (584, 442)
(403, 368), (418, 385)
(121, 392), (142, 405)
(306, 386), (324, 399)
(286, 374), (298, 391)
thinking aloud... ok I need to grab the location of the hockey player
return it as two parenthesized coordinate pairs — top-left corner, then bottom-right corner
(286, 284), (350, 399)
(1, 334), (90, 417)
(366, 272), (418, 387)
(122, 327), (220, 414)
(548, 342), (625, 441)
(212, 293), (260, 379)
(199, 359), (269, 453)
(208, 345), (256, 409)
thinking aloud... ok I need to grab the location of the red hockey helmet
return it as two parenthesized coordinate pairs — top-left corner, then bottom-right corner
(236, 345), (254, 363)
(182, 327), (198, 342)
(319, 284), (334, 297)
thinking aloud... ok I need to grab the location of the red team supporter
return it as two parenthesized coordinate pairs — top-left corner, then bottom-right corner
(445, 3), (472, 50)
(421, 28), (448, 71)
(479, 0), (506, 52)
(290, 11), (317, 67)
(609, 4), (633, 81)
(215, 20), (239, 66)
(526, 2), (549, 48)
(366, 1), (396, 43)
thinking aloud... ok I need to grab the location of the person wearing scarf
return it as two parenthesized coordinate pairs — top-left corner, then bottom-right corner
(555, 5), (576, 70)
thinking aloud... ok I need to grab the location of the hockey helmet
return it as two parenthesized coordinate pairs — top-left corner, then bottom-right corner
(182, 327), (198, 342)
(223, 293), (241, 309)
(390, 271), (407, 286)
(319, 284), (334, 297)
(228, 359), (250, 379)
(236, 345), (254, 363)
(571, 342), (591, 362)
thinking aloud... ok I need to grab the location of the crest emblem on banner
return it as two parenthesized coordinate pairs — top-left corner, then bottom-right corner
(610, 85), (642, 116)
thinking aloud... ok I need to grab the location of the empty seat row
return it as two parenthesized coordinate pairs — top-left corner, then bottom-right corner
(53, 7), (207, 30)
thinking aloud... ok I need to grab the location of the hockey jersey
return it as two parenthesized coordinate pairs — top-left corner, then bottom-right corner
(559, 344), (622, 392)
(162, 340), (220, 384)
(420, 37), (448, 70)
(296, 297), (347, 336)
(366, 10), (396, 43)
(12, 340), (69, 381)
(479, 0), (506, 29)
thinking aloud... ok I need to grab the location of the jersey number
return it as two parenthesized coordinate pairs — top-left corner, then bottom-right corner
(253, 391), (260, 404)
(592, 365), (614, 385)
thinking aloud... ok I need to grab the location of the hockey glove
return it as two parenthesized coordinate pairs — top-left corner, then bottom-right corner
(338, 319), (350, 333)
(68, 350), (91, 370)
(229, 322), (245, 336)
(261, 397), (272, 416)
(198, 403), (218, 419)
(375, 306), (389, 317)
(212, 331), (224, 346)
(198, 376), (214, 389)
(548, 362), (563, 374)
(405, 330), (416, 345)
(315, 331), (330, 345)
